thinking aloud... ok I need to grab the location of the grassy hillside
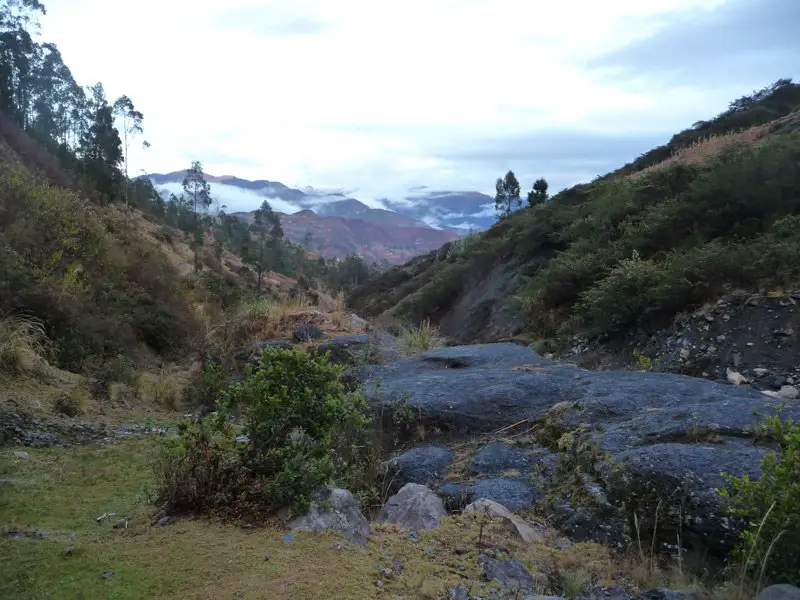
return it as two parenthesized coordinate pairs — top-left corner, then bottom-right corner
(349, 79), (800, 344)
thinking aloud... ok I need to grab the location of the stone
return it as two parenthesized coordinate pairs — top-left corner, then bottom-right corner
(468, 443), (556, 477)
(389, 445), (453, 489)
(13, 451), (29, 460)
(289, 486), (370, 545)
(754, 368), (770, 377)
(778, 385), (799, 400)
(726, 368), (747, 385)
(633, 590), (700, 600)
(679, 348), (690, 360)
(378, 483), (447, 531)
(292, 323), (327, 342)
(99, 570), (115, 580)
(113, 519), (127, 529)
(64, 546), (76, 556)
(478, 553), (536, 591)
(440, 478), (536, 511)
(758, 584), (800, 600)
(464, 498), (546, 543)
(156, 516), (174, 527)
(315, 335), (372, 364)
(448, 586), (470, 600)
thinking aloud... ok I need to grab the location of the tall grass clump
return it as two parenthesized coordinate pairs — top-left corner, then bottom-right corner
(400, 318), (442, 353)
(0, 312), (49, 374)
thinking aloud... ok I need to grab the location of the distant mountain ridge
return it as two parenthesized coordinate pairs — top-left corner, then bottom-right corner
(143, 170), (493, 264)
(143, 171), (495, 230)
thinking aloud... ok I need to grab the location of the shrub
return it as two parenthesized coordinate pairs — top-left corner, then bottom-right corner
(721, 415), (800, 585)
(155, 348), (375, 514)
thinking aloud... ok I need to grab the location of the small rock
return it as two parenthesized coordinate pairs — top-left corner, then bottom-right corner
(113, 519), (127, 529)
(293, 323), (327, 342)
(464, 498), (546, 544)
(726, 368), (748, 385)
(64, 546), (76, 556)
(378, 483), (447, 531)
(448, 585), (470, 600)
(754, 368), (770, 377)
(679, 348), (691, 360)
(717, 335), (727, 342)
(13, 451), (29, 460)
(774, 328), (794, 337)
(633, 589), (699, 600)
(478, 554), (536, 591)
(289, 486), (370, 545)
(99, 570), (115, 580)
(758, 584), (800, 600)
(330, 541), (345, 551)
(156, 516), (173, 527)
(263, 553), (271, 561)
(778, 385), (800, 400)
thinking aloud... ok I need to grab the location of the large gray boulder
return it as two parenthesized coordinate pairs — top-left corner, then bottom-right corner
(378, 483), (447, 531)
(314, 335), (373, 365)
(355, 343), (800, 560)
(288, 486), (369, 545)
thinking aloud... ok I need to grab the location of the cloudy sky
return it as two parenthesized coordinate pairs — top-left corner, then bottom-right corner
(41, 0), (799, 207)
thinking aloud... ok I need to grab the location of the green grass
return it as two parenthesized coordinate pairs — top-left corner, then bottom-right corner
(0, 436), (701, 600)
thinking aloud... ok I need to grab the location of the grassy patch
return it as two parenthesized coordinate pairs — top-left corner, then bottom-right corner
(0, 435), (720, 600)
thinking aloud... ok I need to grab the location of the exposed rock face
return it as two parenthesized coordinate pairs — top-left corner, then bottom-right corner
(288, 486), (370, 545)
(356, 343), (800, 559)
(378, 483), (447, 531)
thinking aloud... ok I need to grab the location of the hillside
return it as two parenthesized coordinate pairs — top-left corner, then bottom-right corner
(231, 208), (460, 264)
(349, 79), (800, 349)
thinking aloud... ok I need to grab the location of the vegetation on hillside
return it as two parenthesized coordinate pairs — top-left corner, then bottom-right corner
(349, 79), (800, 343)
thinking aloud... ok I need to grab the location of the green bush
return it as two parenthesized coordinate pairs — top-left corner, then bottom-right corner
(155, 348), (375, 514)
(721, 415), (800, 585)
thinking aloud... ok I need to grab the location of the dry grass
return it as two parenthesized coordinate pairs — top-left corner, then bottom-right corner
(400, 318), (444, 354)
(630, 124), (769, 180)
(136, 365), (190, 410)
(0, 312), (49, 375)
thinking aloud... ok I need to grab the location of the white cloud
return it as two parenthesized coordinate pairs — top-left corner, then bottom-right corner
(37, 0), (777, 210)
(154, 181), (304, 214)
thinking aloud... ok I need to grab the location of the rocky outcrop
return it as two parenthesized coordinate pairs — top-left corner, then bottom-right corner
(357, 343), (800, 560)
(288, 486), (370, 545)
(378, 483), (447, 531)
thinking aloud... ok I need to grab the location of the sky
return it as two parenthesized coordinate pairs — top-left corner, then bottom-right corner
(40, 0), (800, 209)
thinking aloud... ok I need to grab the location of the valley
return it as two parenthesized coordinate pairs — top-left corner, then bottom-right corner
(2, 1), (800, 599)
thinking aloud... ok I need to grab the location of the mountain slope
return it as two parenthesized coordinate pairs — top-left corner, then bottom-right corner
(349, 79), (800, 346)
(232, 208), (460, 264)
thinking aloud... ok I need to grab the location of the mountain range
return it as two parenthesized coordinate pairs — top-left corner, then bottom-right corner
(145, 171), (495, 263)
